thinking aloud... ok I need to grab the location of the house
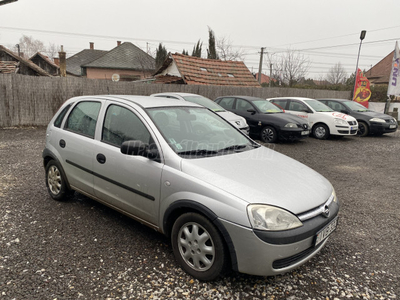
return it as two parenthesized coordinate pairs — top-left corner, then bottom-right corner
(255, 73), (276, 85)
(153, 53), (260, 87)
(0, 45), (51, 76)
(365, 50), (394, 85)
(29, 52), (60, 76)
(66, 42), (108, 77)
(79, 41), (155, 81)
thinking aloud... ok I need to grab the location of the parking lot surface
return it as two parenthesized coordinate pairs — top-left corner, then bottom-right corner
(0, 127), (399, 299)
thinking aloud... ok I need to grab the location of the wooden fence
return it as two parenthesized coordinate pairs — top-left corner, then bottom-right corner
(0, 74), (351, 127)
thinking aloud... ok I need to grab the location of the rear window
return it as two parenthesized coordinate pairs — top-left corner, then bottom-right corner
(54, 104), (72, 128)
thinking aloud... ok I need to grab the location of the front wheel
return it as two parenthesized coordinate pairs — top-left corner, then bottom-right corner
(260, 126), (278, 143)
(312, 124), (329, 140)
(171, 213), (227, 281)
(357, 121), (369, 137)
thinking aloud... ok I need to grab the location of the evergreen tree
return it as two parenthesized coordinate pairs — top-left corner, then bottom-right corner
(155, 43), (168, 69)
(191, 40), (202, 58)
(182, 49), (189, 56)
(207, 28), (219, 59)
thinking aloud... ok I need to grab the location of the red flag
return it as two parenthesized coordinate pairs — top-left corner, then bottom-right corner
(353, 68), (371, 108)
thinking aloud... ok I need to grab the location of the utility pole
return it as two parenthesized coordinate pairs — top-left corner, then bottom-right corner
(258, 47), (265, 84)
(269, 63), (273, 87)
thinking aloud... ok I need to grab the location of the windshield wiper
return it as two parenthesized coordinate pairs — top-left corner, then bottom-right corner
(218, 144), (248, 152)
(178, 149), (218, 156)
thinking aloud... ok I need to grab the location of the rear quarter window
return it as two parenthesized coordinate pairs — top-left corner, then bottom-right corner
(65, 101), (101, 138)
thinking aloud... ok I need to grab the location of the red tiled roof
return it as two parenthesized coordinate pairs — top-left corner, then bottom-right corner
(365, 50), (394, 84)
(154, 53), (260, 87)
(255, 73), (276, 84)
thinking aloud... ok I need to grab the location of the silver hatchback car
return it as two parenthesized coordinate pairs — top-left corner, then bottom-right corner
(43, 95), (339, 281)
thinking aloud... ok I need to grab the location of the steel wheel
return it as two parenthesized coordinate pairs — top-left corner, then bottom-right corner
(45, 160), (70, 201)
(260, 126), (278, 143)
(171, 213), (227, 281)
(313, 124), (329, 140)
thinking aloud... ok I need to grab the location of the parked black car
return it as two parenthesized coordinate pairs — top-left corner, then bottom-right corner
(215, 96), (310, 143)
(318, 99), (398, 137)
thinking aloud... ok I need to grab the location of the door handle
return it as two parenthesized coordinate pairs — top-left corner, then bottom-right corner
(96, 153), (106, 164)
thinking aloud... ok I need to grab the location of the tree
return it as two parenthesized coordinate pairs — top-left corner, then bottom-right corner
(216, 36), (245, 61)
(207, 27), (219, 59)
(17, 35), (45, 58)
(326, 62), (347, 85)
(155, 43), (168, 69)
(272, 49), (311, 87)
(192, 40), (202, 58)
(182, 49), (189, 56)
(46, 42), (60, 60)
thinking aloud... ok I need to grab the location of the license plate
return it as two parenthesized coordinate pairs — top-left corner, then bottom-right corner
(390, 124), (396, 129)
(314, 217), (338, 246)
(301, 130), (310, 135)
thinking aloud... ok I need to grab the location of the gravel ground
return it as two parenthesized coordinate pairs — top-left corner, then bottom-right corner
(0, 127), (399, 300)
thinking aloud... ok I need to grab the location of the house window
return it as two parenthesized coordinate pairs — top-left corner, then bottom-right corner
(227, 73), (234, 78)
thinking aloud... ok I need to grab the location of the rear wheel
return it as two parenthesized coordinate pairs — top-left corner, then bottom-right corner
(357, 121), (369, 137)
(312, 124), (329, 140)
(260, 126), (278, 143)
(171, 213), (227, 281)
(45, 160), (70, 201)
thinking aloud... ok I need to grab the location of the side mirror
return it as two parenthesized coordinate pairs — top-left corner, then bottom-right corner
(121, 140), (158, 160)
(247, 109), (256, 115)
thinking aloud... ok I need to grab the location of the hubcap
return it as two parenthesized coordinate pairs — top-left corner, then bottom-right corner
(358, 124), (365, 135)
(262, 128), (274, 142)
(315, 126), (326, 139)
(177, 222), (215, 271)
(47, 165), (61, 195)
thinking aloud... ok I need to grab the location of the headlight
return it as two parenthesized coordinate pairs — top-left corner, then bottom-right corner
(369, 118), (385, 123)
(247, 204), (303, 231)
(332, 187), (337, 203)
(333, 118), (347, 125)
(284, 122), (298, 128)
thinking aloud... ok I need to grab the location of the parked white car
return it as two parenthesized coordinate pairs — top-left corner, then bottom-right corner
(151, 92), (249, 134)
(268, 97), (358, 139)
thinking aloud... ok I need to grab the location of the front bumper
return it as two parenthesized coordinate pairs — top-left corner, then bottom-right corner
(220, 200), (339, 276)
(279, 128), (310, 141)
(369, 122), (398, 134)
(332, 125), (358, 136)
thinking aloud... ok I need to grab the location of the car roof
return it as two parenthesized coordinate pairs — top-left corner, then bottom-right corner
(268, 97), (315, 101)
(68, 95), (202, 109)
(151, 92), (205, 97)
(318, 98), (350, 102)
(217, 95), (265, 101)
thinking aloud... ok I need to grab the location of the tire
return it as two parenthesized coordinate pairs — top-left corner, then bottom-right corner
(260, 126), (278, 143)
(357, 121), (369, 137)
(45, 160), (70, 201)
(312, 124), (329, 140)
(171, 213), (227, 281)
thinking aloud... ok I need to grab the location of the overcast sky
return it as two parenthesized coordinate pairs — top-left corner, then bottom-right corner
(1, 0), (400, 79)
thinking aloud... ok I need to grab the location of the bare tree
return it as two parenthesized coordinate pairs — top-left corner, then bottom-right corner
(272, 49), (311, 87)
(326, 62), (347, 85)
(216, 36), (246, 61)
(17, 35), (45, 58)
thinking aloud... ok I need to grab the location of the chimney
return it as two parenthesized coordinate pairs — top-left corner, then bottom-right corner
(59, 45), (67, 77)
(117, 41), (121, 46)
(53, 57), (60, 66)
(90, 42), (94, 50)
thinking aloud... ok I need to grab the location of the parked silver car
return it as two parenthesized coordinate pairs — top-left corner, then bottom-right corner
(43, 95), (339, 281)
(151, 92), (250, 134)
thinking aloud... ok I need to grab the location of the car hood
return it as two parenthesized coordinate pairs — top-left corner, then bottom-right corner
(217, 111), (247, 128)
(181, 147), (332, 215)
(322, 112), (357, 122)
(259, 112), (309, 125)
(352, 110), (393, 120)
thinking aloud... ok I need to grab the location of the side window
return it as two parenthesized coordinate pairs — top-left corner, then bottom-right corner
(54, 104), (72, 128)
(235, 99), (253, 112)
(218, 97), (235, 109)
(271, 99), (287, 110)
(102, 105), (151, 147)
(65, 101), (101, 138)
(328, 101), (345, 112)
(288, 101), (308, 112)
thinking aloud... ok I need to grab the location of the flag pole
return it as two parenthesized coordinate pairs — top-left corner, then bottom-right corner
(353, 30), (366, 100)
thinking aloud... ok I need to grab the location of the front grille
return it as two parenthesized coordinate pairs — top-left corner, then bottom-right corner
(347, 121), (357, 125)
(273, 242), (324, 269)
(338, 130), (349, 134)
(350, 130), (357, 134)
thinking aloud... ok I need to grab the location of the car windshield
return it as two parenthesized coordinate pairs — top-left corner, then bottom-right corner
(304, 99), (334, 112)
(147, 106), (256, 158)
(253, 100), (283, 113)
(182, 95), (225, 112)
(342, 100), (371, 112)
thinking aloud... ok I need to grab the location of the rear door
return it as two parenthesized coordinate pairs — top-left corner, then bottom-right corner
(231, 98), (259, 134)
(92, 102), (163, 226)
(285, 99), (314, 126)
